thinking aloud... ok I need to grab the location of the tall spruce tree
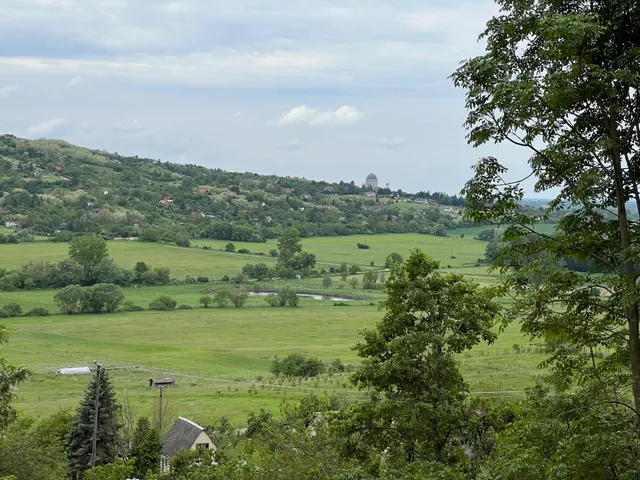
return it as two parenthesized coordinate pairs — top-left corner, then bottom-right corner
(67, 367), (120, 479)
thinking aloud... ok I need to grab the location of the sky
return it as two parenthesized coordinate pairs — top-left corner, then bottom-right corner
(0, 0), (535, 195)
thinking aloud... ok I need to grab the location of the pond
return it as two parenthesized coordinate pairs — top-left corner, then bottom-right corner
(248, 291), (355, 301)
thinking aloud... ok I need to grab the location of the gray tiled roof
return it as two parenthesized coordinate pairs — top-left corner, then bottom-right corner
(162, 417), (204, 457)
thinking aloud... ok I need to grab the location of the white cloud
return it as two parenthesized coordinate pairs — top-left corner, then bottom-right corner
(0, 85), (18, 98)
(379, 137), (405, 148)
(65, 76), (85, 87)
(279, 105), (364, 126)
(280, 138), (302, 150)
(27, 118), (68, 135)
(112, 120), (154, 138)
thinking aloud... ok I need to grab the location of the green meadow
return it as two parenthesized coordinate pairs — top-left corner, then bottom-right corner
(1, 233), (488, 277)
(0, 232), (541, 426)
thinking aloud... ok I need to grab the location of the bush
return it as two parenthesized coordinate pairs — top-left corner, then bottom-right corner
(229, 287), (249, 308)
(329, 267), (336, 274)
(357, 243), (370, 249)
(224, 242), (236, 252)
(2, 303), (22, 317)
(349, 265), (361, 275)
(265, 294), (280, 307)
(175, 236), (191, 247)
(238, 248), (251, 254)
(196, 276), (209, 283)
(177, 304), (192, 310)
(270, 353), (325, 378)
(322, 276), (333, 288)
(385, 253), (404, 269)
(199, 295), (212, 308)
(269, 249), (279, 257)
(0, 310), (9, 318)
(334, 301), (349, 307)
(149, 296), (177, 311)
(232, 273), (246, 284)
(331, 358), (346, 372)
(121, 301), (144, 312)
(214, 290), (231, 308)
(221, 275), (230, 282)
(25, 307), (49, 317)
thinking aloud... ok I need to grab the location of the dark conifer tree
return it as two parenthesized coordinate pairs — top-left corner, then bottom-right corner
(67, 368), (120, 479)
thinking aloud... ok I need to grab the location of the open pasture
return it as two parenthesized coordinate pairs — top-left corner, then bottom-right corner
(0, 233), (495, 279)
(4, 305), (543, 425)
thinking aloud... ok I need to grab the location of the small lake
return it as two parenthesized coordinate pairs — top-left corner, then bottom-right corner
(248, 292), (354, 301)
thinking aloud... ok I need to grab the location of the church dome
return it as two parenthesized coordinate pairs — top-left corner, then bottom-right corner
(366, 173), (378, 180)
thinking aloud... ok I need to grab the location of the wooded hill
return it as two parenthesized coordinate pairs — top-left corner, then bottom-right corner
(0, 135), (471, 242)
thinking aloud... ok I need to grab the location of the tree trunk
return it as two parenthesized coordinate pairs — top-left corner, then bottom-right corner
(611, 126), (640, 416)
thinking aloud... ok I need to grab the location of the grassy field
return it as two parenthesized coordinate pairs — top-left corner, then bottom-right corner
(0, 233), (489, 278)
(4, 304), (543, 426)
(0, 232), (530, 426)
(449, 223), (558, 237)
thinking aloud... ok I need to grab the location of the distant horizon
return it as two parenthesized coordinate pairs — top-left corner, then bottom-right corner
(0, 0), (551, 197)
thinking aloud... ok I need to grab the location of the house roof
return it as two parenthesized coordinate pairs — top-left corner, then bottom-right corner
(366, 173), (378, 180)
(163, 417), (205, 457)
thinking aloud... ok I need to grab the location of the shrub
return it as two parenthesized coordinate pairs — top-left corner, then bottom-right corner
(25, 307), (50, 317)
(197, 276), (209, 283)
(269, 249), (279, 257)
(331, 358), (346, 372)
(121, 301), (144, 312)
(271, 353), (325, 378)
(199, 295), (213, 308)
(238, 248), (251, 254)
(177, 304), (192, 310)
(224, 243), (236, 252)
(2, 303), (22, 317)
(329, 267), (336, 274)
(265, 294), (280, 307)
(322, 276), (333, 288)
(385, 253), (404, 269)
(349, 265), (361, 275)
(54, 285), (90, 315)
(229, 287), (249, 308)
(175, 236), (191, 247)
(214, 290), (231, 308)
(0, 310), (9, 318)
(334, 301), (349, 307)
(221, 275), (230, 282)
(149, 296), (177, 311)
(349, 277), (359, 289)
(357, 243), (370, 249)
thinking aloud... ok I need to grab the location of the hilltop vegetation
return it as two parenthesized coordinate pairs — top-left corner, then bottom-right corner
(0, 135), (471, 242)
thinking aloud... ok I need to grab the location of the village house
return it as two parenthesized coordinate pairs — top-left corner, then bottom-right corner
(161, 417), (215, 473)
(160, 195), (174, 205)
(365, 191), (377, 198)
(4, 221), (18, 228)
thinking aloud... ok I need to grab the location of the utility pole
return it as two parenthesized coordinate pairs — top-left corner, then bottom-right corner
(91, 361), (101, 479)
(158, 387), (164, 436)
